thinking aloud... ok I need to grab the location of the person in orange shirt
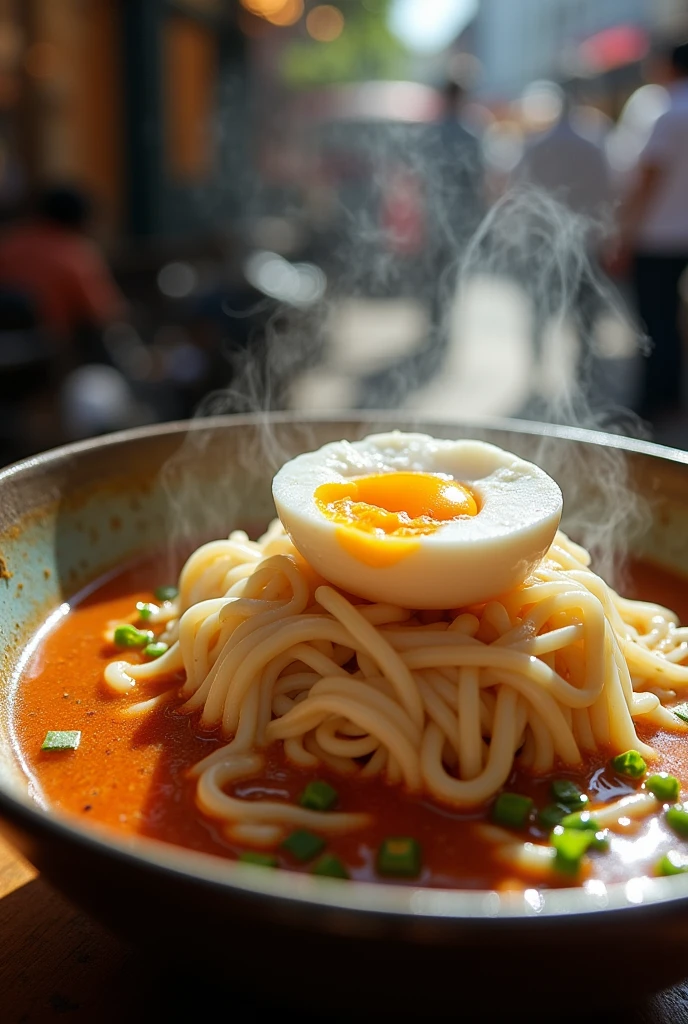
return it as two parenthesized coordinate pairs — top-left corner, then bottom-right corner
(0, 185), (131, 458)
(0, 184), (126, 367)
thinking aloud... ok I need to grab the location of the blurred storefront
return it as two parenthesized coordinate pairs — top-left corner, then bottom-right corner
(1, 0), (682, 245)
(473, 0), (648, 101)
(0, 0), (247, 241)
(122, 0), (248, 240)
(473, 0), (688, 108)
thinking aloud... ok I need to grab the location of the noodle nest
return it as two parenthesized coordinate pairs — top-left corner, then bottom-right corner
(104, 522), (688, 848)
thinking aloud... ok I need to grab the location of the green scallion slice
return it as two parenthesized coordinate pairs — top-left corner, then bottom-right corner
(299, 780), (338, 812)
(281, 830), (326, 863)
(154, 585), (178, 603)
(656, 851), (688, 876)
(666, 805), (688, 838)
(551, 826), (594, 874)
(538, 803), (570, 829)
(590, 830), (610, 852)
(113, 624), (154, 649)
(144, 641), (168, 659)
(646, 773), (680, 803)
(312, 854), (349, 879)
(610, 750), (647, 780)
(491, 792), (534, 829)
(560, 810), (600, 831)
(41, 730), (81, 752)
(377, 837), (422, 878)
(673, 703), (688, 724)
(238, 851), (278, 868)
(557, 813), (609, 851)
(550, 779), (589, 809)
(136, 601), (159, 621)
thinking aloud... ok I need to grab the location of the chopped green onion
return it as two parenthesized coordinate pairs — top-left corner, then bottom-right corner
(144, 641), (168, 659)
(656, 851), (688, 876)
(646, 773), (680, 803)
(666, 805), (688, 838)
(673, 703), (688, 724)
(491, 792), (534, 829)
(113, 624), (154, 649)
(238, 851), (278, 868)
(555, 812), (609, 852)
(312, 854), (349, 879)
(281, 830), (326, 863)
(560, 810), (600, 831)
(154, 585), (178, 603)
(299, 780), (338, 812)
(538, 803), (570, 829)
(377, 837), (422, 878)
(589, 830), (610, 852)
(557, 813), (609, 851)
(136, 601), (159, 621)
(41, 730), (81, 751)
(610, 750), (647, 780)
(551, 826), (594, 874)
(550, 779), (589, 809)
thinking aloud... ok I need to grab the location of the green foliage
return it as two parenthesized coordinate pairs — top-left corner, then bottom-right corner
(281, 1), (409, 88)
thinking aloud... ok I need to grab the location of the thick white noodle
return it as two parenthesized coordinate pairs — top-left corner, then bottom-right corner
(104, 523), (688, 846)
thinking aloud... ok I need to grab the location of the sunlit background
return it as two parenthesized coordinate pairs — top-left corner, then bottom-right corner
(0, 0), (687, 463)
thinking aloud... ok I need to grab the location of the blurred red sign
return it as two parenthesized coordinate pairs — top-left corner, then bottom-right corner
(579, 25), (649, 73)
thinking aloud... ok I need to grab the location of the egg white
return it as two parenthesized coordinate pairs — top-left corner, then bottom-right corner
(272, 432), (563, 609)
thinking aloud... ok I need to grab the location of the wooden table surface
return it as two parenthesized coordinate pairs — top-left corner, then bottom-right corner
(3, 832), (688, 1023)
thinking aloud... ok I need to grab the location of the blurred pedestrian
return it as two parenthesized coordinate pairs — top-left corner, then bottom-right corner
(0, 184), (131, 455)
(612, 41), (688, 423)
(425, 77), (485, 368)
(0, 184), (126, 372)
(357, 76), (485, 410)
(514, 82), (614, 368)
(432, 77), (485, 242)
(517, 83), (613, 222)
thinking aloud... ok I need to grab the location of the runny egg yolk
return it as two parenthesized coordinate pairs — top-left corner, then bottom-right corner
(314, 472), (478, 567)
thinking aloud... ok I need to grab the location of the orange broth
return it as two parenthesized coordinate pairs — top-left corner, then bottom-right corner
(11, 556), (688, 890)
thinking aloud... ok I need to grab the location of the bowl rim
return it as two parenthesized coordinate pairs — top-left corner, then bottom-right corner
(2, 409), (688, 481)
(3, 410), (688, 929)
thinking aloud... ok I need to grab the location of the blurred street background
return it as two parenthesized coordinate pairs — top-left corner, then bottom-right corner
(1, 0), (688, 463)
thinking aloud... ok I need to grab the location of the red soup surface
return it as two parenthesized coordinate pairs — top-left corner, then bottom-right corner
(11, 556), (688, 891)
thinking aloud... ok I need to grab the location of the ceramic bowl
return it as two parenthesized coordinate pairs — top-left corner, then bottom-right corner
(1, 413), (688, 1014)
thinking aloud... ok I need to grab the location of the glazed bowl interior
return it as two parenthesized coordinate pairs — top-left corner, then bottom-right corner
(3, 412), (688, 934)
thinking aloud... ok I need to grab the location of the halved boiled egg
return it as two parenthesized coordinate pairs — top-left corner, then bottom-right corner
(272, 431), (563, 609)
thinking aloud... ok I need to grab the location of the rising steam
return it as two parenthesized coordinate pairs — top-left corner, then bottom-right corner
(160, 121), (651, 583)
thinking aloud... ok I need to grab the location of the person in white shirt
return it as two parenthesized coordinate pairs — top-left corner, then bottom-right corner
(615, 41), (688, 422)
